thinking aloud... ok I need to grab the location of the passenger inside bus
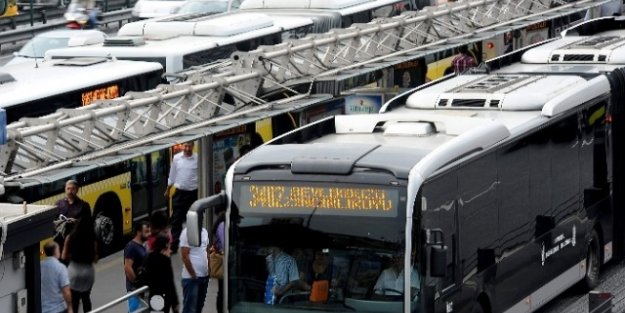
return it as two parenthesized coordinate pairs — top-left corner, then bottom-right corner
(264, 245), (306, 304)
(228, 211), (418, 311)
(303, 249), (333, 303)
(373, 252), (420, 300)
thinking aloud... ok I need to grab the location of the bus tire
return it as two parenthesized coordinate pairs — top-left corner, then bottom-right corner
(93, 193), (123, 256)
(583, 230), (601, 290)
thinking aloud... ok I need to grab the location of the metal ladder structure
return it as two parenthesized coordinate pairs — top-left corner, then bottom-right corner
(0, 0), (614, 178)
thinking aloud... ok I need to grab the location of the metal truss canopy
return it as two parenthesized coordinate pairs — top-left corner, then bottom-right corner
(0, 0), (612, 176)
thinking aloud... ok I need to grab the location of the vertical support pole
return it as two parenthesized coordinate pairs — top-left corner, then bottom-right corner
(25, 244), (41, 313)
(28, 0), (33, 26)
(198, 136), (214, 229)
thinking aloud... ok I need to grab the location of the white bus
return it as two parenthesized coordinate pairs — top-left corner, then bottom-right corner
(47, 0), (413, 74)
(186, 24), (625, 313)
(46, 12), (315, 74)
(238, 0), (413, 32)
(0, 57), (163, 123)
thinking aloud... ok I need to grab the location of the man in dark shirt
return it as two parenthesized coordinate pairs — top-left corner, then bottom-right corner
(56, 180), (91, 221)
(124, 221), (150, 312)
(54, 180), (91, 252)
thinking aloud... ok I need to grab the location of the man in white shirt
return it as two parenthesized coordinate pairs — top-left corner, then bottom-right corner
(373, 253), (420, 298)
(179, 226), (209, 313)
(165, 141), (198, 253)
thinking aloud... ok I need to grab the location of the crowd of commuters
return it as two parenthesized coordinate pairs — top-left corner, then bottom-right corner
(41, 138), (264, 313)
(42, 141), (210, 313)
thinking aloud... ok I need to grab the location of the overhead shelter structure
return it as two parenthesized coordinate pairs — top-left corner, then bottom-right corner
(0, 0), (616, 181)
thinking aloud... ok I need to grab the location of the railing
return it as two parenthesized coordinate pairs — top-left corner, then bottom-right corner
(88, 286), (149, 313)
(0, 5), (62, 30)
(0, 8), (132, 51)
(0, 0), (137, 30)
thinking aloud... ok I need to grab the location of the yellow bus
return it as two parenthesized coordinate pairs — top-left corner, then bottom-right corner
(0, 0), (19, 17)
(3, 95), (338, 258)
(422, 9), (601, 82)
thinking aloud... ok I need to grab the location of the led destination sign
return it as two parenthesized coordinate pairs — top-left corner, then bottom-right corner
(237, 183), (399, 217)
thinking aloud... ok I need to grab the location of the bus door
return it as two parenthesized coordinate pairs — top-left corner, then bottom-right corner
(420, 174), (464, 312)
(607, 69), (625, 260)
(130, 156), (151, 220)
(130, 150), (170, 220)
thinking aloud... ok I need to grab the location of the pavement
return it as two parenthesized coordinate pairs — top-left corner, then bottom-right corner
(90, 249), (218, 313)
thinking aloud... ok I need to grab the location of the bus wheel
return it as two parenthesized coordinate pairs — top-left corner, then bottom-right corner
(94, 211), (115, 245)
(584, 230), (601, 289)
(93, 193), (123, 256)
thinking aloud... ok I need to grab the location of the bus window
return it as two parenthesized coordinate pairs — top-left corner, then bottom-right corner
(130, 156), (149, 218)
(373, 1), (410, 18)
(260, 33), (282, 46)
(183, 46), (236, 68)
(150, 150), (169, 212)
(549, 114), (580, 214)
(341, 11), (372, 27)
(230, 0), (242, 10)
(281, 25), (313, 41)
(346, 257), (384, 298)
(227, 181), (413, 312)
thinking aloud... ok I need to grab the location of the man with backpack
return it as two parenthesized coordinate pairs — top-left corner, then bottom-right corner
(124, 221), (150, 312)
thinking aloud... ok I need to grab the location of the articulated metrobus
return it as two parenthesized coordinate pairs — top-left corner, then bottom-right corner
(423, 0), (622, 81)
(0, 93), (350, 256)
(186, 26), (625, 313)
(237, 0), (413, 32)
(298, 0), (620, 99)
(46, 13), (316, 74)
(46, 0), (412, 74)
(0, 57), (163, 123)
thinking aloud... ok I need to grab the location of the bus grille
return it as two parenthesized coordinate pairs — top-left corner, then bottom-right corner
(451, 99), (486, 107)
(562, 54), (595, 62)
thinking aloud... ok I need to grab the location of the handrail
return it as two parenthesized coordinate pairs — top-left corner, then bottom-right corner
(87, 285), (149, 313)
(0, 0), (137, 30)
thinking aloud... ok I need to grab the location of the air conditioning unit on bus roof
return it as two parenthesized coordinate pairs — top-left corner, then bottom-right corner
(240, 0), (370, 10)
(406, 74), (588, 112)
(103, 37), (146, 47)
(118, 13), (274, 37)
(523, 35), (625, 64)
(0, 72), (15, 85)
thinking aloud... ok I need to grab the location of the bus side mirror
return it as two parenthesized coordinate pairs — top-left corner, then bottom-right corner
(425, 228), (447, 277)
(430, 245), (447, 277)
(187, 192), (226, 246)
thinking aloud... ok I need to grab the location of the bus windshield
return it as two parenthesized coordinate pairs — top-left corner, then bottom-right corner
(227, 181), (421, 313)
